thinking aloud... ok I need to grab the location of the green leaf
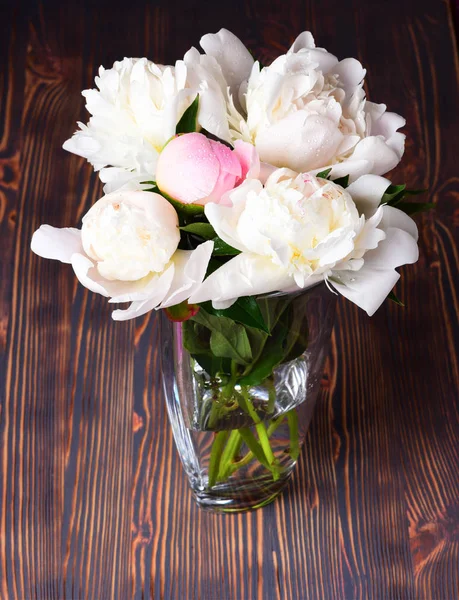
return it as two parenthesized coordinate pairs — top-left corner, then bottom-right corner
(205, 257), (226, 277)
(180, 222), (216, 239)
(210, 329), (252, 365)
(191, 311), (252, 365)
(380, 183), (428, 208)
(380, 183), (407, 206)
(142, 182), (161, 194)
(140, 180), (157, 187)
(239, 304), (291, 386)
(395, 201), (435, 216)
(212, 237), (241, 256)
(245, 327), (269, 364)
(176, 95), (199, 134)
(332, 174), (350, 188)
(387, 290), (405, 307)
(183, 321), (233, 377)
(163, 193), (205, 216)
(404, 188), (428, 196)
(239, 301), (309, 386)
(282, 306), (309, 363)
(182, 320), (211, 354)
(258, 295), (293, 332)
(316, 168), (332, 179)
(239, 341), (285, 386)
(192, 353), (232, 378)
(200, 296), (269, 333)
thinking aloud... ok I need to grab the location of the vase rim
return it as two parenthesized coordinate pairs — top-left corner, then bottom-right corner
(257, 280), (326, 301)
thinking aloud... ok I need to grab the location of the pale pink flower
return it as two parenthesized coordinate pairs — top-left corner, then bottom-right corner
(156, 132), (260, 205)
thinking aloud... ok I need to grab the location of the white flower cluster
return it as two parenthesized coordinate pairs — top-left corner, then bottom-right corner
(31, 29), (419, 319)
(64, 30), (405, 192)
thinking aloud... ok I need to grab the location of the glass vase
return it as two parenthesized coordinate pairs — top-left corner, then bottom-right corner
(160, 284), (336, 512)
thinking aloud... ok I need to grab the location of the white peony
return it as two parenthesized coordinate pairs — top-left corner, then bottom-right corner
(31, 191), (213, 320)
(197, 29), (406, 181)
(63, 58), (196, 193)
(189, 171), (419, 316)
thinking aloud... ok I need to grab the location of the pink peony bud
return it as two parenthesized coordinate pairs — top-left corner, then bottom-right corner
(156, 133), (257, 206)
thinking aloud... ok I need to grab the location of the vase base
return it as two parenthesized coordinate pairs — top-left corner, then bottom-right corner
(191, 471), (292, 513)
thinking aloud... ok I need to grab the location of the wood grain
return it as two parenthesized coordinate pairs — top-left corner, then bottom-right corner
(0, 0), (458, 598)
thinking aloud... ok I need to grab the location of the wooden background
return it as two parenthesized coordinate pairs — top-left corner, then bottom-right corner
(1, 0), (458, 598)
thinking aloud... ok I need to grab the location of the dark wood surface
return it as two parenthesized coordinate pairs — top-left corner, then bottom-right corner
(1, 1), (458, 598)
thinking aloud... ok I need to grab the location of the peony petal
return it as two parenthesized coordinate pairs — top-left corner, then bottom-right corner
(156, 133), (220, 204)
(256, 111), (344, 172)
(70, 253), (141, 298)
(200, 29), (254, 96)
(212, 298), (238, 309)
(346, 174), (391, 217)
(160, 241), (214, 308)
(210, 139), (242, 178)
(379, 205), (418, 241)
(184, 49), (232, 143)
(288, 31), (316, 52)
(205, 179), (264, 252)
(363, 227), (419, 270)
(385, 131), (406, 162)
(31, 225), (84, 264)
(63, 133), (101, 159)
(367, 106), (405, 139)
(233, 140), (260, 180)
(331, 266), (400, 316)
(259, 161), (277, 183)
(189, 253), (297, 306)
(108, 272), (168, 304)
(351, 136), (402, 176)
(311, 159), (371, 182)
(332, 58), (366, 88)
(331, 225), (418, 316)
(302, 48), (339, 74)
(111, 265), (175, 321)
(99, 168), (154, 194)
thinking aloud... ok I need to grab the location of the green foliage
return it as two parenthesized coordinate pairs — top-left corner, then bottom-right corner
(211, 238), (241, 256)
(183, 294), (309, 387)
(191, 310), (252, 365)
(163, 193), (205, 217)
(200, 296), (269, 333)
(380, 183), (432, 216)
(316, 167), (332, 179)
(315, 169), (350, 188)
(175, 95), (199, 134)
(332, 174), (350, 188)
(239, 297), (309, 386)
(180, 222), (216, 239)
(387, 290), (405, 307)
(395, 202), (435, 216)
(380, 183), (408, 205)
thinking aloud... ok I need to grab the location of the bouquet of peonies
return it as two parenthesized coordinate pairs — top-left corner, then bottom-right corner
(31, 30), (431, 511)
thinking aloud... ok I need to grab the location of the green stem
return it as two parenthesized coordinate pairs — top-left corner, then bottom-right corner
(223, 360), (239, 397)
(239, 387), (279, 478)
(208, 430), (230, 488)
(208, 361), (239, 430)
(238, 428), (275, 472)
(286, 408), (300, 461)
(217, 429), (244, 482)
(227, 415), (285, 476)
